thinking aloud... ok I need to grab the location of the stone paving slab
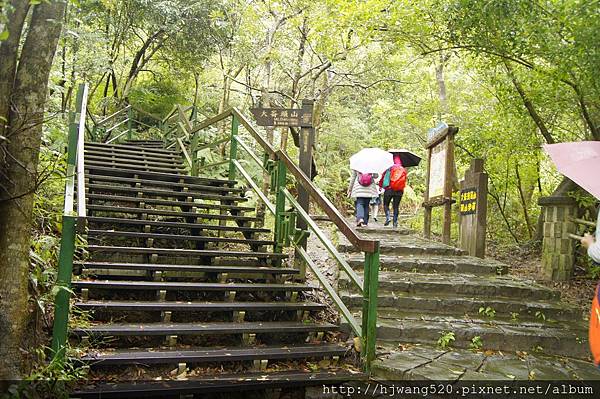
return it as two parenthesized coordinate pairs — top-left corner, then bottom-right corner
(346, 253), (505, 275)
(340, 271), (559, 300)
(373, 344), (600, 381)
(341, 292), (580, 322)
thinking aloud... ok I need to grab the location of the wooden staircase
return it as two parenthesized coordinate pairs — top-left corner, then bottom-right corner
(70, 140), (358, 396)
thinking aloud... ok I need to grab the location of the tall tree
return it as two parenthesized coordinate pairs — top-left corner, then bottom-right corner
(0, 0), (66, 379)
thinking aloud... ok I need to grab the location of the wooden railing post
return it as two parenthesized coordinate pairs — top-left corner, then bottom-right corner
(228, 115), (240, 180)
(362, 245), (380, 372)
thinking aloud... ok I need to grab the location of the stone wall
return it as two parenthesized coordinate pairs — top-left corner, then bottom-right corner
(539, 196), (577, 281)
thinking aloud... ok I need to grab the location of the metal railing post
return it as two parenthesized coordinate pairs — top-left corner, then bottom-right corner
(228, 114), (239, 180)
(50, 215), (77, 360)
(274, 160), (287, 253)
(362, 245), (380, 372)
(190, 132), (199, 177)
(127, 106), (133, 140)
(50, 109), (80, 360)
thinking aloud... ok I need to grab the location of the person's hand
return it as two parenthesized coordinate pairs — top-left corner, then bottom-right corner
(581, 233), (596, 249)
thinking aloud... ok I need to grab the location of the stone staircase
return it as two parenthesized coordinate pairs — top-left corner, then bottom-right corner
(70, 140), (359, 396)
(339, 227), (600, 381)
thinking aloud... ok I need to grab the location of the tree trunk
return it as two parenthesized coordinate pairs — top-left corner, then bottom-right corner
(515, 163), (534, 238)
(0, 0), (30, 140)
(0, 0), (66, 380)
(435, 52), (449, 120)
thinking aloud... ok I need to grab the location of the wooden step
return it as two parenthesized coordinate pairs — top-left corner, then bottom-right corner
(85, 147), (179, 161)
(85, 153), (184, 168)
(86, 245), (288, 259)
(74, 300), (325, 312)
(83, 164), (237, 187)
(85, 142), (180, 156)
(85, 216), (268, 234)
(87, 203), (253, 216)
(86, 194), (252, 214)
(72, 280), (310, 292)
(85, 174), (244, 194)
(75, 261), (298, 275)
(72, 321), (338, 337)
(71, 370), (364, 398)
(86, 183), (247, 202)
(85, 159), (187, 174)
(79, 344), (347, 366)
(87, 230), (274, 247)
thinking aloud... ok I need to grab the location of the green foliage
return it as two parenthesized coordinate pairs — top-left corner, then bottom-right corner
(510, 312), (519, 322)
(479, 306), (496, 319)
(534, 311), (546, 322)
(437, 331), (455, 349)
(469, 336), (483, 351)
(129, 78), (188, 118)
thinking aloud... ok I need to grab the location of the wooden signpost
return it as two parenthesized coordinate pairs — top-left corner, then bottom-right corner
(423, 123), (458, 244)
(459, 159), (488, 258)
(250, 100), (315, 274)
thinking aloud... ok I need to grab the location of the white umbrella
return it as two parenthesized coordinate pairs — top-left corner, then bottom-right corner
(350, 148), (394, 174)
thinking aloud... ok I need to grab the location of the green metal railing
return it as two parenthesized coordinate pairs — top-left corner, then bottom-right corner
(51, 83), (89, 361)
(180, 107), (381, 371)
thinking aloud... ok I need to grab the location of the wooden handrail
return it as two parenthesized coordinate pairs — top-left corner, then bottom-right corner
(232, 108), (277, 157)
(277, 150), (378, 253)
(96, 105), (130, 126)
(177, 105), (377, 253)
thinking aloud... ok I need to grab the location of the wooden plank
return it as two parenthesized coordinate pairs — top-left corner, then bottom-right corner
(72, 280), (309, 292)
(86, 216), (269, 233)
(86, 245), (288, 258)
(79, 344), (346, 365)
(72, 321), (337, 336)
(76, 262), (297, 274)
(74, 300), (324, 311)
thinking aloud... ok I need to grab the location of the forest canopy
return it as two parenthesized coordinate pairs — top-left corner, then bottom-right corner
(0, 0), (599, 379)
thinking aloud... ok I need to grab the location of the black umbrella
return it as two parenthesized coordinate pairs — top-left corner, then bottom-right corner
(387, 148), (422, 167)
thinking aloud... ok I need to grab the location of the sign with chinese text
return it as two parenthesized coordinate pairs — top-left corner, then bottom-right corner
(250, 107), (313, 127)
(427, 141), (447, 200)
(460, 187), (477, 215)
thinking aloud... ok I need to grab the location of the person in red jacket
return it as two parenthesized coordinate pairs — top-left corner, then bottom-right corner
(379, 154), (407, 228)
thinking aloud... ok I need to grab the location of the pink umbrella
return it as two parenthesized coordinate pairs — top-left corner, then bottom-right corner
(544, 141), (600, 199)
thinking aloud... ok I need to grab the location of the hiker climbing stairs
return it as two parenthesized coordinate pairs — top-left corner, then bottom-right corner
(67, 139), (358, 394)
(338, 227), (600, 380)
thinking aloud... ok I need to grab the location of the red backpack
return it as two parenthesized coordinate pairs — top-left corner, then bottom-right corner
(358, 172), (373, 186)
(389, 165), (407, 191)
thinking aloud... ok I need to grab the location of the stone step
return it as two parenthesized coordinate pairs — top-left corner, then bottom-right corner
(346, 254), (506, 276)
(372, 343), (600, 381)
(340, 271), (559, 301)
(370, 310), (588, 359)
(338, 235), (466, 256)
(341, 292), (581, 322)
